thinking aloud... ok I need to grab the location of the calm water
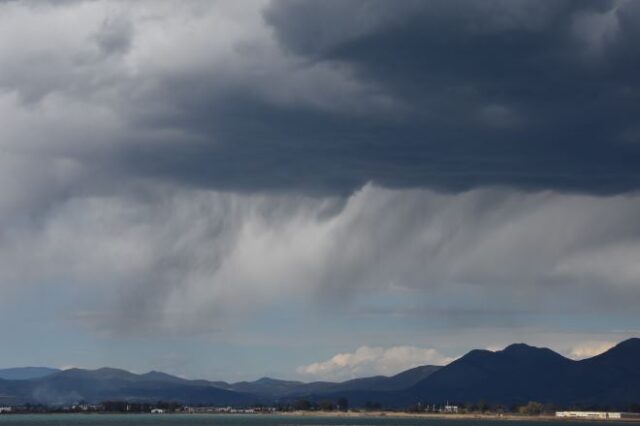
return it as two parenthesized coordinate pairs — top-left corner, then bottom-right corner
(0, 415), (618, 426)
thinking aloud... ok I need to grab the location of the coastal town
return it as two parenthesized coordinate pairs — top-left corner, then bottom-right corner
(1, 400), (640, 422)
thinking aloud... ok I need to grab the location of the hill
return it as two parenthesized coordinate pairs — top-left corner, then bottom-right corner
(215, 365), (441, 398)
(406, 343), (574, 405)
(0, 367), (259, 406)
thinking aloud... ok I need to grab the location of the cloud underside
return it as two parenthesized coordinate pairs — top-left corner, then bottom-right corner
(1, 0), (639, 197)
(0, 0), (640, 359)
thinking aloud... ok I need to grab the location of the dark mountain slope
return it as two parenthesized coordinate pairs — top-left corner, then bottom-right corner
(268, 366), (442, 407)
(315, 365), (441, 394)
(580, 338), (640, 374)
(568, 338), (640, 406)
(316, 339), (640, 408)
(407, 343), (573, 405)
(359, 338), (640, 408)
(385, 365), (442, 390)
(208, 366), (441, 398)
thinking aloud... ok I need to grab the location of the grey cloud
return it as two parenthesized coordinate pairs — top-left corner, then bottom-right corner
(260, 0), (640, 193)
(1, 0), (640, 342)
(94, 16), (134, 56)
(1, 0), (639, 196)
(264, 0), (568, 56)
(121, 0), (640, 194)
(3, 185), (640, 336)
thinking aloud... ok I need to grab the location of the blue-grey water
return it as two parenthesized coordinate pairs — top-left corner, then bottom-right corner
(0, 415), (621, 426)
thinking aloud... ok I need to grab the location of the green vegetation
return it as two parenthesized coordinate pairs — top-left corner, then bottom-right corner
(518, 401), (544, 415)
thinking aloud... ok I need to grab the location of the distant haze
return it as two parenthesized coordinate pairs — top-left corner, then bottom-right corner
(0, 368), (61, 381)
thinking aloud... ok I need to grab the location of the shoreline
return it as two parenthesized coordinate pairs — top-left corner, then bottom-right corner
(275, 411), (640, 423)
(2, 411), (640, 423)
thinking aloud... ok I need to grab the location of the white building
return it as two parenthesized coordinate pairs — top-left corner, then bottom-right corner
(556, 411), (640, 420)
(0, 407), (12, 414)
(442, 403), (459, 413)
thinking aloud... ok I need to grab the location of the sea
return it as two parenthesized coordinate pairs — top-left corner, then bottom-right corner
(0, 414), (621, 426)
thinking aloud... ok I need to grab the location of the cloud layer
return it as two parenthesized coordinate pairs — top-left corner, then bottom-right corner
(1, 0), (639, 377)
(2, 0), (640, 198)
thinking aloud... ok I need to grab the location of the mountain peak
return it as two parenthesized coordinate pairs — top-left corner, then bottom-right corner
(446, 342), (570, 371)
(253, 377), (302, 385)
(57, 367), (134, 380)
(95, 367), (133, 375)
(502, 343), (536, 352)
(500, 343), (571, 363)
(142, 370), (181, 379)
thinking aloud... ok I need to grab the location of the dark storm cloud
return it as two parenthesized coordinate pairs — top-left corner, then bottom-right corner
(3, 0), (639, 195)
(254, 1), (640, 191)
(246, 0), (640, 194)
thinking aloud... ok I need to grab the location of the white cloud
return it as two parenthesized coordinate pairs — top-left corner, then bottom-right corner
(567, 341), (616, 360)
(485, 345), (505, 352)
(0, 0), (394, 120)
(59, 365), (78, 371)
(296, 345), (454, 381)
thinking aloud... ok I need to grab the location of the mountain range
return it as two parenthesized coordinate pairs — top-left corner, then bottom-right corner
(401, 338), (640, 409)
(0, 338), (638, 409)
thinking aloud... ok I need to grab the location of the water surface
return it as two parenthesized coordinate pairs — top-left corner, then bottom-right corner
(0, 415), (617, 426)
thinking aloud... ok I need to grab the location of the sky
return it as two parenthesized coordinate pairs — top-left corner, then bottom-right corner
(1, 0), (640, 382)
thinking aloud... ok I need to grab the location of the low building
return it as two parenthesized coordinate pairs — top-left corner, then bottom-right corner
(443, 404), (459, 414)
(556, 411), (640, 420)
(0, 407), (11, 414)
